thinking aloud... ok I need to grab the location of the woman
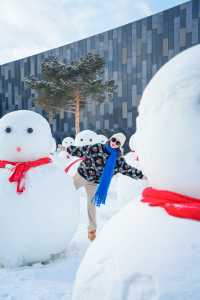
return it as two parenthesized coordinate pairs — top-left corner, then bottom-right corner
(67, 133), (144, 241)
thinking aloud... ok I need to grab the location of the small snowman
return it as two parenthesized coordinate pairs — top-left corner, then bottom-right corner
(72, 45), (200, 300)
(97, 134), (108, 144)
(74, 130), (97, 146)
(55, 136), (79, 176)
(58, 137), (75, 160)
(0, 110), (79, 267)
(124, 134), (140, 169)
(111, 133), (147, 211)
(62, 137), (75, 149)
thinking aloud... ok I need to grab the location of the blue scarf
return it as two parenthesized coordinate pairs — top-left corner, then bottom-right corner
(93, 144), (120, 207)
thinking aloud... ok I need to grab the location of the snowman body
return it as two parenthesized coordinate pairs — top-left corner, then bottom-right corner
(0, 163), (79, 267)
(73, 199), (200, 300)
(0, 110), (79, 267)
(73, 45), (200, 300)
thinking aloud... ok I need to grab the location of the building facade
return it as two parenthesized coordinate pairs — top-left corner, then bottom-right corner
(0, 0), (200, 142)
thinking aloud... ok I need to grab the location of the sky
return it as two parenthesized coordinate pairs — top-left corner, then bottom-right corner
(0, 0), (185, 65)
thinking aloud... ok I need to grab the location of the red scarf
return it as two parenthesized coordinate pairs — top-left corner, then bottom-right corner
(0, 157), (52, 194)
(141, 187), (200, 222)
(65, 157), (84, 174)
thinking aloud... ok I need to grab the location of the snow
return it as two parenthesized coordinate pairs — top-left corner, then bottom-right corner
(72, 44), (200, 300)
(0, 110), (80, 267)
(0, 228), (87, 300)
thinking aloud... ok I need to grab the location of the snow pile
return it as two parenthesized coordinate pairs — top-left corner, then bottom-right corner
(72, 45), (200, 300)
(0, 110), (80, 267)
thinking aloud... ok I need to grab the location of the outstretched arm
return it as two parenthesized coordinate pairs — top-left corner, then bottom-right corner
(117, 157), (144, 179)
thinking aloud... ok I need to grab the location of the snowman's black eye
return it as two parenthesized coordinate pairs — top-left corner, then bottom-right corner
(27, 127), (34, 134)
(89, 139), (92, 142)
(80, 138), (83, 142)
(5, 127), (12, 133)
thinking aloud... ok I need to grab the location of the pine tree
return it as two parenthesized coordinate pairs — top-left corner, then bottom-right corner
(25, 53), (117, 134)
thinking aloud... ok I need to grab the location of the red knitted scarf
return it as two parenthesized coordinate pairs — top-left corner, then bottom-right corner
(141, 187), (200, 222)
(64, 157), (84, 173)
(0, 157), (52, 193)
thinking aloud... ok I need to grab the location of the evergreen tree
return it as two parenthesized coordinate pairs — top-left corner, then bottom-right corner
(25, 53), (116, 134)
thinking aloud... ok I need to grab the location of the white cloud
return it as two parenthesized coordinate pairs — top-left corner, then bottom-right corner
(0, 0), (153, 65)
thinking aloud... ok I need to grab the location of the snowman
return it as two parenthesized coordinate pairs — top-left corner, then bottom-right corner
(62, 137), (75, 149)
(72, 45), (200, 300)
(108, 133), (147, 214)
(0, 110), (79, 267)
(97, 134), (108, 144)
(74, 130), (98, 146)
(55, 136), (79, 176)
(124, 133), (140, 169)
(111, 133), (147, 212)
(58, 137), (75, 160)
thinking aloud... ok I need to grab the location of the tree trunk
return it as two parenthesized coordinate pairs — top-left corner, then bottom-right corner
(75, 93), (81, 135)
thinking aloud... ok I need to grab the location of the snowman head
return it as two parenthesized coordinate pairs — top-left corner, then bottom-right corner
(75, 130), (97, 146)
(62, 137), (75, 148)
(97, 134), (108, 144)
(135, 44), (200, 198)
(0, 110), (55, 162)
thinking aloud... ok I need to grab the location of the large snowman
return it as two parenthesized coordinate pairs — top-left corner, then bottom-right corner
(72, 45), (200, 300)
(0, 110), (79, 267)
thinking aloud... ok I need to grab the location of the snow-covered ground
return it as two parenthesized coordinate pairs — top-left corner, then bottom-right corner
(0, 226), (88, 300)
